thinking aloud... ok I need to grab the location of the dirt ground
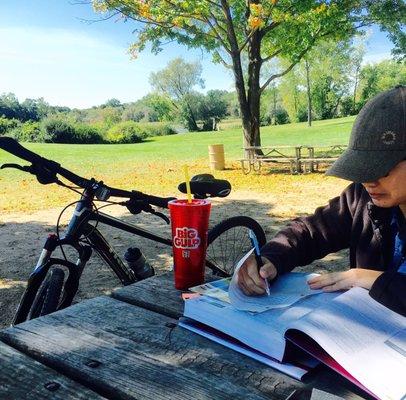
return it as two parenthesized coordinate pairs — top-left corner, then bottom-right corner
(0, 188), (349, 329)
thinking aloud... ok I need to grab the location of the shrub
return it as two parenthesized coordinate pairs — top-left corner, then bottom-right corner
(274, 108), (290, 125)
(74, 124), (104, 144)
(260, 113), (273, 126)
(42, 119), (76, 143)
(106, 121), (144, 144)
(296, 107), (308, 123)
(0, 117), (20, 135)
(9, 121), (45, 142)
(137, 122), (176, 137)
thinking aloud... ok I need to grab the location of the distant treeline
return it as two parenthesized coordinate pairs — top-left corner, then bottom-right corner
(0, 58), (404, 144)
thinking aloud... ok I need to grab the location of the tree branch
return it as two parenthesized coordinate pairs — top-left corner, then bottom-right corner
(220, 0), (240, 54)
(262, 21), (280, 35)
(261, 48), (282, 63)
(205, 17), (232, 53)
(238, 28), (258, 53)
(208, 10), (228, 35)
(205, 0), (222, 9)
(260, 45), (311, 93)
(215, 51), (233, 69)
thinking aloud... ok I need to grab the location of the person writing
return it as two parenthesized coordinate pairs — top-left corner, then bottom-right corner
(237, 85), (406, 316)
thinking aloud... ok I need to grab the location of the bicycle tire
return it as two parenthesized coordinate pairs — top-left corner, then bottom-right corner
(28, 267), (65, 319)
(206, 216), (266, 277)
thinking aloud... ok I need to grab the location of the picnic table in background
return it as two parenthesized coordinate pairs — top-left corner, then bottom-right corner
(0, 272), (371, 400)
(240, 145), (347, 174)
(300, 144), (348, 173)
(240, 145), (302, 174)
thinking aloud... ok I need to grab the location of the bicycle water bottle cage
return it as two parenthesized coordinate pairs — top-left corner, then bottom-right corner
(178, 175), (231, 199)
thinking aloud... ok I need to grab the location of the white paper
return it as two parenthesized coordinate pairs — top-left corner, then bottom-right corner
(189, 278), (232, 303)
(287, 287), (406, 400)
(178, 318), (310, 380)
(229, 249), (323, 312)
(184, 289), (339, 362)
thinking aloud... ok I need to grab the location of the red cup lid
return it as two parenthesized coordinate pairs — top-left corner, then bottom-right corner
(168, 199), (210, 207)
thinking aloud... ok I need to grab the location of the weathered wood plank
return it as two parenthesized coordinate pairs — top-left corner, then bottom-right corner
(1, 296), (305, 400)
(0, 341), (106, 400)
(111, 272), (200, 319)
(111, 274), (370, 400)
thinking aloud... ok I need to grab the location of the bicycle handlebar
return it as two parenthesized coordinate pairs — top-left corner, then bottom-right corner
(0, 136), (174, 208)
(0, 136), (54, 166)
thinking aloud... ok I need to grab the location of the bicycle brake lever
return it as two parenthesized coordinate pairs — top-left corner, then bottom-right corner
(143, 203), (170, 224)
(1, 163), (33, 173)
(151, 210), (170, 224)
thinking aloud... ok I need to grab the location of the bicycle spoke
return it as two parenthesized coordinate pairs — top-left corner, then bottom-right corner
(206, 216), (266, 277)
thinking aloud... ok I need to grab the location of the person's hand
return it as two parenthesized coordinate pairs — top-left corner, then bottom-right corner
(237, 254), (277, 296)
(307, 268), (384, 292)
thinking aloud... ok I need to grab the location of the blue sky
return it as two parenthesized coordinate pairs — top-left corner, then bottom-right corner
(0, 1), (394, 109)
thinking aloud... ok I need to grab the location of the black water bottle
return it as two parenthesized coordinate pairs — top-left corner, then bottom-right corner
(124, 247), (155, 281)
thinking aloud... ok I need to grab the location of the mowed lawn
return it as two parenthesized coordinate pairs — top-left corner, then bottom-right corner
(0, 116), (355, 214)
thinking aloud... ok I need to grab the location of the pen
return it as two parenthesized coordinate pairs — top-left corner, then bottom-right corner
(248, 230), (270, 296)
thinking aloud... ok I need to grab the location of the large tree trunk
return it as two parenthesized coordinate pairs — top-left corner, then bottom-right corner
(222, 0), (263, 156)
(247, 29), (262, 151)
(230, 52), (260, 156)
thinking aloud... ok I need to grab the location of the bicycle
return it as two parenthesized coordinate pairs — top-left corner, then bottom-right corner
(0, 137), (266, 324)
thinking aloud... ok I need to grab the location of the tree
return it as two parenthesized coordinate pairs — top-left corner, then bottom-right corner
(309, 40), (353, 119)
(357, 60), (406, 107)
(93, 0), (405, 150)
(279, 66), (306, 123)
(149, 58), (204, 130)
(280, 39), (361, 121)
(351, 42), (365, 113)
(202, 89), (228, 129)
(102, 98), (123, 108)
(144, 93), (175, 121)
(0, 93), (22, 120)
(304, 58), (312, 126)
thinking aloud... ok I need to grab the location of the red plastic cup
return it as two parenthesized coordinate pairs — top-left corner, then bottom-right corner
(168, 199), (211, 290)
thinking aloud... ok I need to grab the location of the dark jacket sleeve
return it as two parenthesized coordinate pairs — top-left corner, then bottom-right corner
(260, 183), (361, 275)
(369, 271), (406, 317)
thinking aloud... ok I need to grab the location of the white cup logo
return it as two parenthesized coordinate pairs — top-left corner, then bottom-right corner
(174, 227), (201, 249)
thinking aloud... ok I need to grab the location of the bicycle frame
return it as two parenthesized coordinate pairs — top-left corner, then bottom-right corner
(13, 187), (172, 325)
(13, 182), (227, 325)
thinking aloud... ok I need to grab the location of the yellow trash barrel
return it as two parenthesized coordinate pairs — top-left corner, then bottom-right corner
(208, 144), (225, 170)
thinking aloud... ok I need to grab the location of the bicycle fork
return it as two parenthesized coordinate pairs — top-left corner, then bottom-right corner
(12, 234), (92, 325)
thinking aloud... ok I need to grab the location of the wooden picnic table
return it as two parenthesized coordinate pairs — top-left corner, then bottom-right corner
(241, 146), (302, 174)
(0, 272), (372, 400)
(241, 145), (347, 174)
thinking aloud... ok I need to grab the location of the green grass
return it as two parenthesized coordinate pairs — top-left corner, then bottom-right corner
(0, 116), (355, 213)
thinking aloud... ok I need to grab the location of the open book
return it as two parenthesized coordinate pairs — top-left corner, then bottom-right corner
(182, 276), (406, 400)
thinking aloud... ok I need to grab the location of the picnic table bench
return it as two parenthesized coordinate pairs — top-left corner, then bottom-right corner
(0, 272), (371, 400)
(241, 145), (347, 174)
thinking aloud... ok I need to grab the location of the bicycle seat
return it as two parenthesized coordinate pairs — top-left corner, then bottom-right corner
(178, 174), (231, 199)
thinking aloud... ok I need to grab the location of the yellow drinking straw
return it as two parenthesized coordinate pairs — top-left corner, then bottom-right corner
(183, 165), (192, 203)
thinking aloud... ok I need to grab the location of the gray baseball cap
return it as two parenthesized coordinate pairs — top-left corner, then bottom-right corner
(326, 85), (406, 183)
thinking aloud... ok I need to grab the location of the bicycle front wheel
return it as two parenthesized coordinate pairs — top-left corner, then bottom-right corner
(206, 216), (266, 277)
(28, 267), (65, 319)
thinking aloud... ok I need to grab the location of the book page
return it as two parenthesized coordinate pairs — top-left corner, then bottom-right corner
(288, 287), (406, 400)
(228, 249), (323, 313)
(184, 288), (339, 361)
(178, 318), (310, 380)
